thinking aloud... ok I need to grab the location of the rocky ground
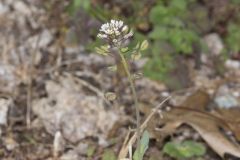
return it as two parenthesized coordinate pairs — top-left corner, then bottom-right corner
(0, 0), (240, 160)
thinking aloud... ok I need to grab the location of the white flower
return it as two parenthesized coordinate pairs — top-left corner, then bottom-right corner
(97, 33), (107, 39)
(97, 19), (133, 47)
(99, 19), (125, 36)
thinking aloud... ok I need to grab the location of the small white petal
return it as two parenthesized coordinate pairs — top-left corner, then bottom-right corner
(115, 31), (120, 36)
(119, 21), (123, 28)
(122, 25), (128, 32)
(97, 34), (107, 39)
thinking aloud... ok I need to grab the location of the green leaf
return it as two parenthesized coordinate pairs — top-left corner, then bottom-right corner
(231, 0), (240, 4)
(168, 29), (197, 54)
(163, 140), (206, 159)
(67, 0), (90, 15)
(170, 0), (187, 11)
(143, 51), (174, 81)
(150, 5), (168, 24)
(102, 149), (117, 160)
(133, 130), (150, 160)
(162, 17), (184, 27)
(87, 146), (96, 157)
(121, 47), (129, 53)
(95, 47), (108, 56)
(149, 26), (169, 40)
(225, 23), (240, 53)
(140, 40), (149, 51)
(135, 42), (141, 50)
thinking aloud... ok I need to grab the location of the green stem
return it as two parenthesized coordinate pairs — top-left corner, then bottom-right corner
(119, 52), (141, 155)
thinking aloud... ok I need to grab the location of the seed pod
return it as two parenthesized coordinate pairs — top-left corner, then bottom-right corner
(140, 40), (148, 51)
(107, 65), (117, 72)
(105, 92), (117, 101)
(133, 72), (143, 80)
(131, 52), (141, 61)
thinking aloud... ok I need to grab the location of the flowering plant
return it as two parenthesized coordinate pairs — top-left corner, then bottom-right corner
(96, 19), (148, 160)
(96, 20), (148, 58)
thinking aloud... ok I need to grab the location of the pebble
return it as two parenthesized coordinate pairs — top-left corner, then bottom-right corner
(225, 59), (240, 69)
(0, 2), (9, 15)
(13, 1), (31, 16)
(204, 33), (224, 56)
(0, 98), (11, 125)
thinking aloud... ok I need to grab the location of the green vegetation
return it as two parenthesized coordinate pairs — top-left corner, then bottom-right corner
(225, 23), (240, 54)
(144, 0), (200, 82)
(96, 19), (149, 159)
(163, 140), (206, 159)
(102, 150), (117, 160)
(133, 130), (150, 160)
(149, 0), (198, 54)
(66, 0), (240, 82)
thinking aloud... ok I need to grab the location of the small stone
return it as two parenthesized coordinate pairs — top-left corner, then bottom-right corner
(0, 2), (9, 15)
(76, 142), (89, 155)
(60, 150), (79, 160)
(4, 137), (19, 151)
(214, 95), (238, 108)
(233, 91), (240, 97)
(0, 98), (11, 125)
(53, 131), (65, 158)
(204, 33), (224, 56)
(32, 79), (120, 146)
(182, 130), (191, 138)
(225, 59), (240, 69)
(161, 91), (170, 97)
(13, 1), (31, 16)
(193, 133), (200, 140)
(27, 30), (53, 49)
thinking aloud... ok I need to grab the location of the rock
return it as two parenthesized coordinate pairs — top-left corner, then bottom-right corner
(27, 30), (53, 49)
(60, 150), (79, 160)
(0, 98), (11, 125)
(225, 59), (240, 70)
(204, 33), (224, 56)
(233, 91), (240, 98)
(75, 142), (89, 155)
(0, 63), (17, 93)
(53, 131), (65, 158)
(0, 2), (9, 15)
(214, 85), (239, 108)
(3, 137), (19, 151)
(32, 76), (120, 146)
(161, 91), (170, 97)
(13, 1), (31, 16)
(215, 95), (238, 108)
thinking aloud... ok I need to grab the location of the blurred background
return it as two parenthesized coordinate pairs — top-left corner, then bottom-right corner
(0, 0), (240, 159)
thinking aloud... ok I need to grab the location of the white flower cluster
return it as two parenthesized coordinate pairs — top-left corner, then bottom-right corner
(97, 19), (133, 47)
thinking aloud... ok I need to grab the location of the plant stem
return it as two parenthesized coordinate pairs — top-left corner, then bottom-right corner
(119, 52), (141, 154)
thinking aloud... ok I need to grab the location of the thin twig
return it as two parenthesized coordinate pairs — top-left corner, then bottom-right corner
(118, 95), (172, 159)
(63, 72), (112, 106)
(27, 34), (41, 129)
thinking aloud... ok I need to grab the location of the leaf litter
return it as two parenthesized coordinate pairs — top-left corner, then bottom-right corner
(142, 89), (240, 158)
(0, 0), (240, 159)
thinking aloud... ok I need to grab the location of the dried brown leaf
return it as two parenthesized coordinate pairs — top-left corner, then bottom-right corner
(144, 90), (240, 158)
